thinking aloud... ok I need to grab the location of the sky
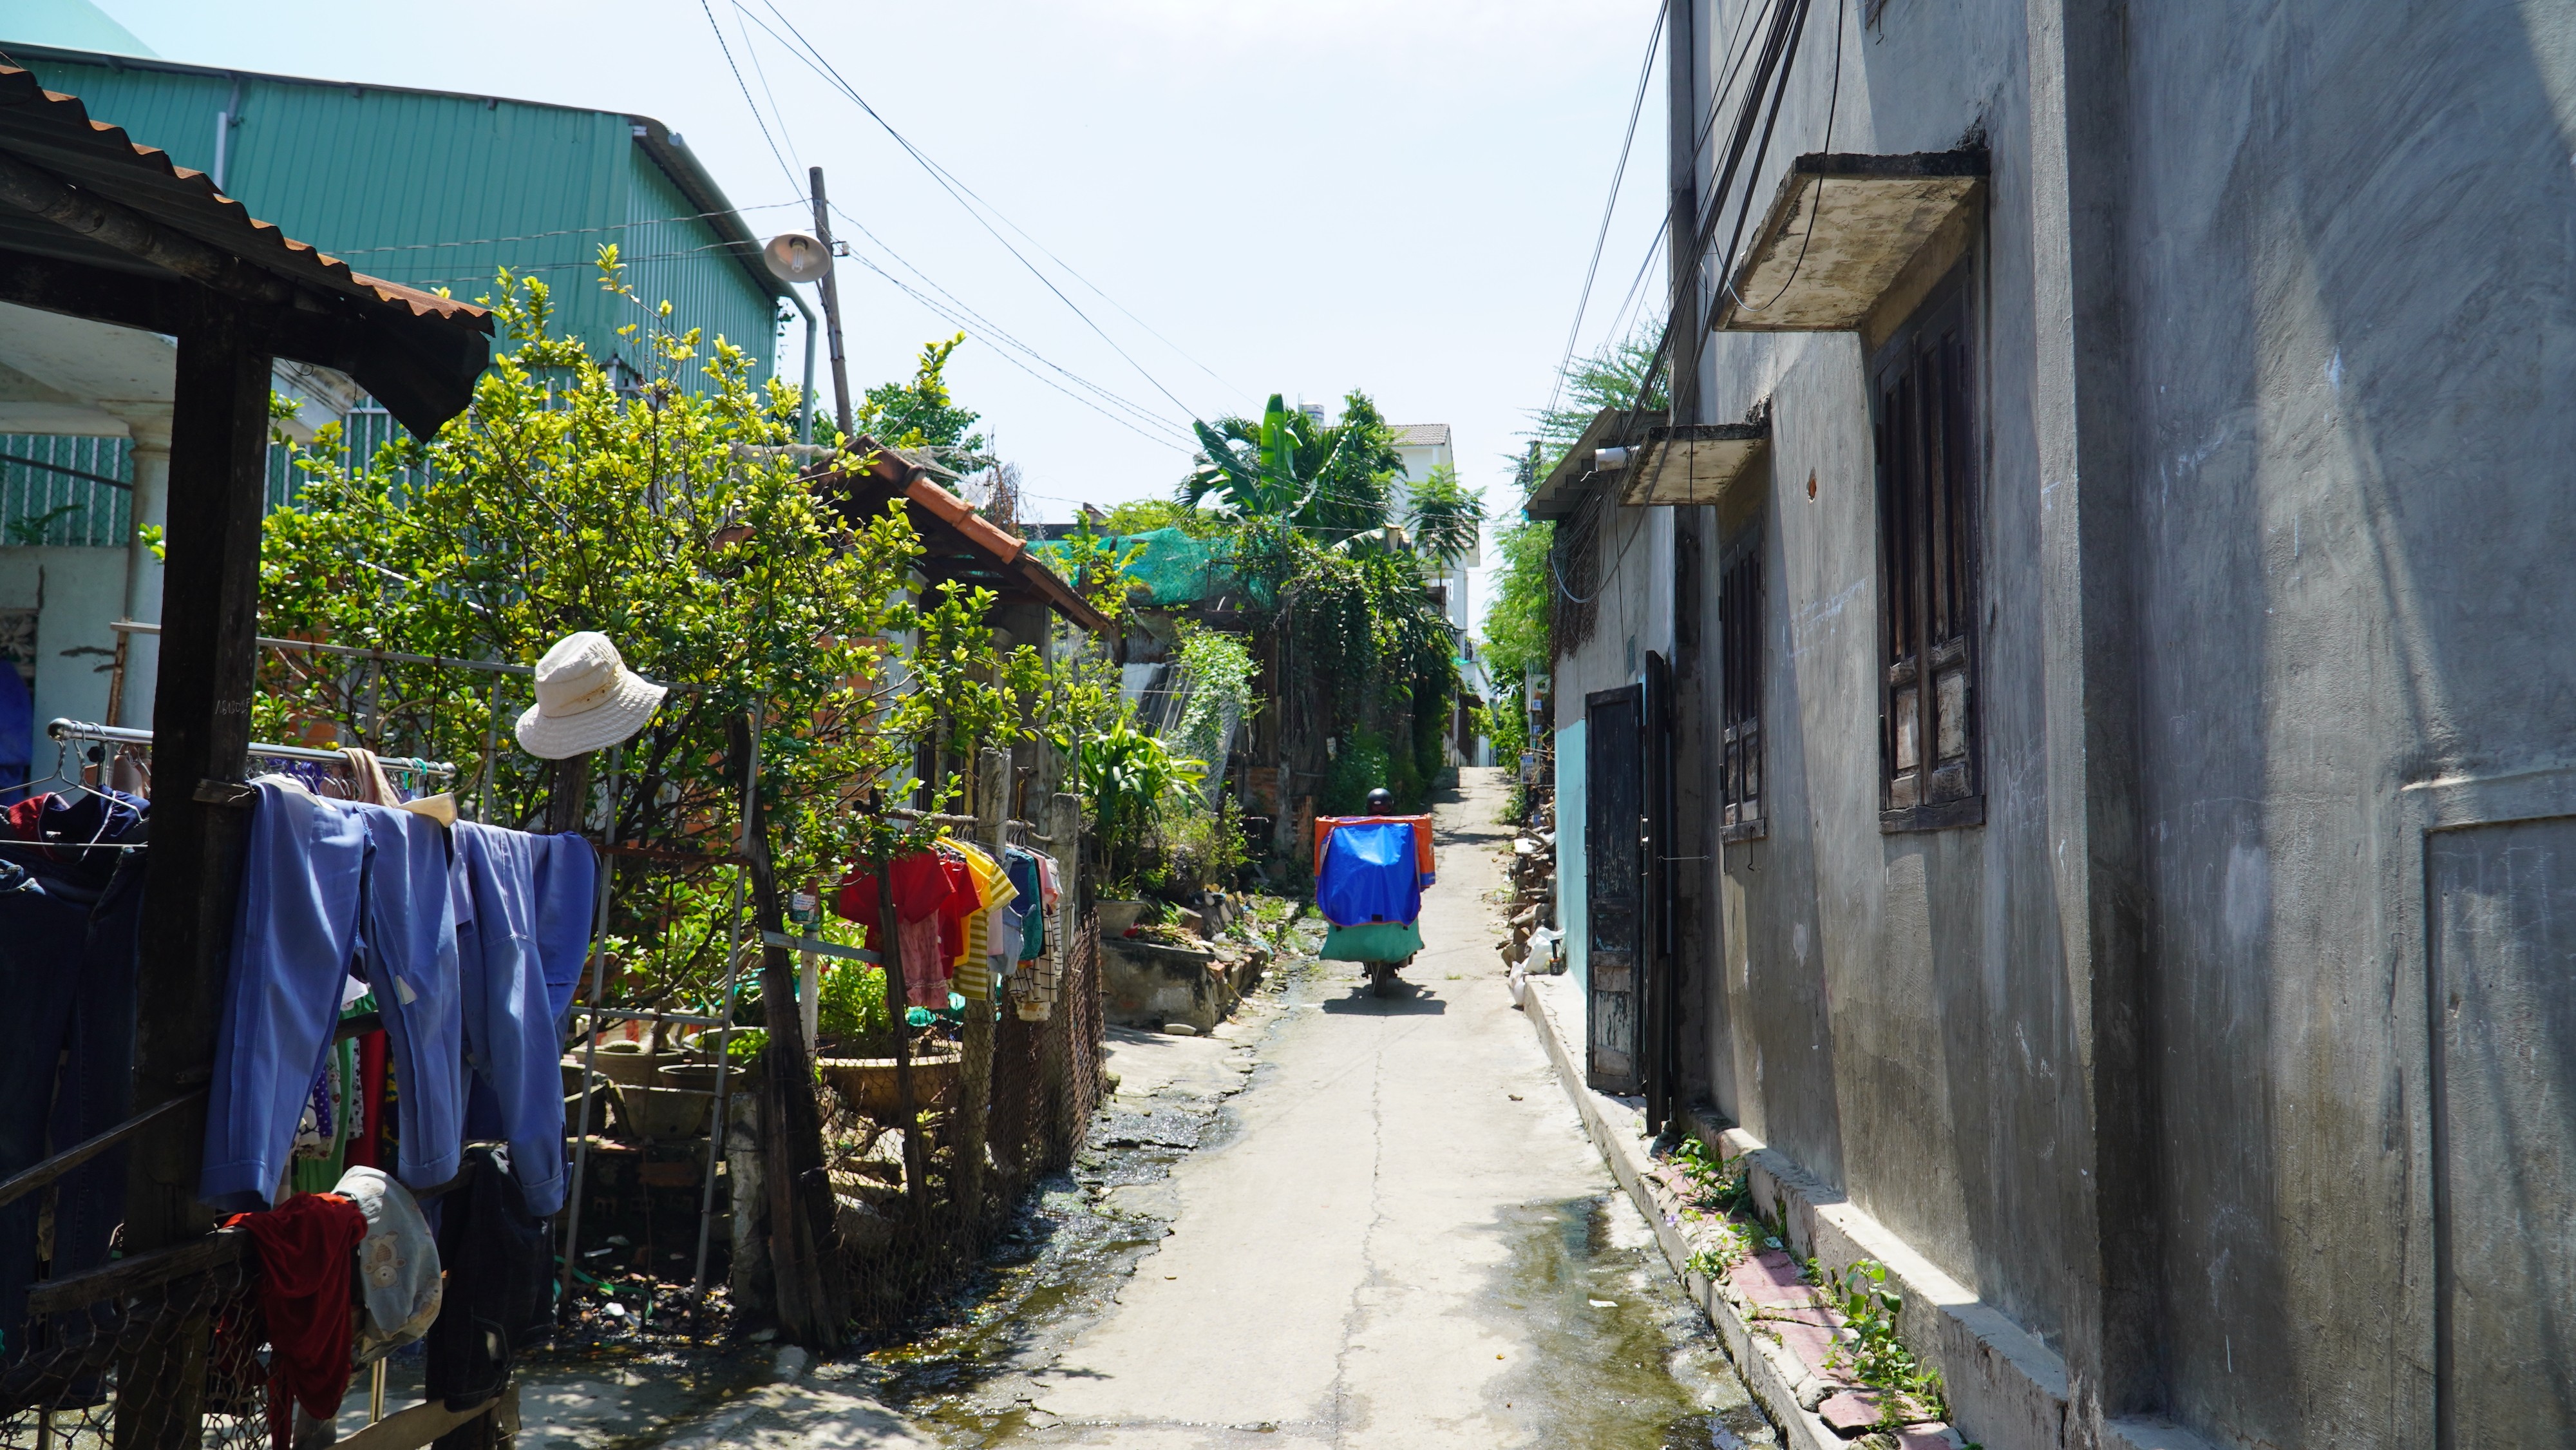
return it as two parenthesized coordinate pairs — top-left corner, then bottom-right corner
(34, 0), (1673, 633)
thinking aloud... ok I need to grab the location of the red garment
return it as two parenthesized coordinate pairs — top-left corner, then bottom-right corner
(837, 850), (980, 961)
(2, 796), (46, 840)
(345, 1031), (387, 1169)
(225, 1193), (369, 1450)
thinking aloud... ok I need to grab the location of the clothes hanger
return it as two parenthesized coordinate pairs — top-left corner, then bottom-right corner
(0, 738), (77, 805)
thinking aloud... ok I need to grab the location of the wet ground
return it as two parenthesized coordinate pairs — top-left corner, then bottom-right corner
(455, 768), (1774, 1450)
(837, 768), (1774, 1450)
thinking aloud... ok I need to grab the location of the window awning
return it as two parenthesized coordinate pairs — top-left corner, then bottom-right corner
(1618, 421), (1768, 507)
(1712, 149), (1985, 333)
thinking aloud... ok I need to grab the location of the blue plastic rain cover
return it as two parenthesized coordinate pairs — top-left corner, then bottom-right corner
(1316, 819), (1423, 928)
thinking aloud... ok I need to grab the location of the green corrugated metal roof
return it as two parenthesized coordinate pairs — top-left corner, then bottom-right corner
(0, 0), (156, 59)
(4, 44), (786, 382)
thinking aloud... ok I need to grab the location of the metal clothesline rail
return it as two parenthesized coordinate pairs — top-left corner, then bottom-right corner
(109, 619), (704, 691)
(44, 716), (460, 780)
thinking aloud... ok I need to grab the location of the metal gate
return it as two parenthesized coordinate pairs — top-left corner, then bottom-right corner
(1585, 685), (1642, 1093)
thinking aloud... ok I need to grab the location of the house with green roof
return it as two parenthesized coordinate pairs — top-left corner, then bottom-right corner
(0, 18), (795, 741)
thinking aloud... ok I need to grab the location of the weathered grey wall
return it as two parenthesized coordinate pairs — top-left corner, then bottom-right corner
(1687, 0), (2093, 1362)
(1665, 0), (2576, 1444)
(2118, 3), (2576, 1443)
(1551, 497), (1673, 1046)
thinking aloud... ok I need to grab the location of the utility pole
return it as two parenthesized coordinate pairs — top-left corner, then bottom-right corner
(809, 166), (856, 442)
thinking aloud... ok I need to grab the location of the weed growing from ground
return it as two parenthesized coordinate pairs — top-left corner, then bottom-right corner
(1810, 1258), (1950, 1424)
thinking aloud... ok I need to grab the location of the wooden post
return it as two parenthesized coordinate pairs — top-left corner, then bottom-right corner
(952, 750), (1006, 1238)
(1041, 788), (1082, 1167)
(118, 293), (270, 1450)
(543, 752), (593, 835)
(729, 714), (848, 1348)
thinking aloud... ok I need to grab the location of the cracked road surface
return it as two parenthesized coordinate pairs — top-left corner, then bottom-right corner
(998, 767), (1768, 1449)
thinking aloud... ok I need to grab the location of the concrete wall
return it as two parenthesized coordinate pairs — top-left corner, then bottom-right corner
(1648, 0), (2576, 1445)
(2116, 5), (2576, 1444)
(0, 546), (128, 765)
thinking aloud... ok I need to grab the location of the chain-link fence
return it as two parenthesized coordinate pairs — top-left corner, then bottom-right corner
(0, 1234), (272, 1450)
(779, 909), (1104, 1331)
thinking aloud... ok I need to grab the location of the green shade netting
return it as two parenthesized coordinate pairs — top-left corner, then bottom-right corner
(1029, 528), (1238, 607)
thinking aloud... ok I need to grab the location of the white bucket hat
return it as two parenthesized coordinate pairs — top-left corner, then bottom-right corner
(515, 631), (668, 760)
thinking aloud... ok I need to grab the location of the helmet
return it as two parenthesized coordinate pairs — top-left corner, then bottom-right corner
(1365, 788), (1396, 814)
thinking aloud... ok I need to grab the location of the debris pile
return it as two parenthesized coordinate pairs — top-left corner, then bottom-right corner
(1499, 799), (1562, 975)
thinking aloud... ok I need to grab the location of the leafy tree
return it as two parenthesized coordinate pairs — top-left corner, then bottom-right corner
(1182, 390), (1402, 541)
(857, 332), (986, 460)
(1476, 517), (1553, 768)
(1080, 721), (1206, 892)
(1098, 499), (1221, 537)
(1403, 464), (1484, 567)
(257, 258), (938, 1006)
(1526, 329), (1667, 478)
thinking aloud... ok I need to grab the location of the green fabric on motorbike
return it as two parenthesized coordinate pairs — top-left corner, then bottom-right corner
(1318, 921), (1423, 962)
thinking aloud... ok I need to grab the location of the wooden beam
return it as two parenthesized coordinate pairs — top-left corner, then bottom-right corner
(29, 1229), (248, 1320)
(0, 151), (295, 307)
(117, 289), (271, 1450)
(731, 714), (849, 1349)
(0, 251), (189, 334)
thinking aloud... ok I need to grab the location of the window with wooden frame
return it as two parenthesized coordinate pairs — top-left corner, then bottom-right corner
(1718, 535), (1763, 840)
(1871, 271), (1983, 831)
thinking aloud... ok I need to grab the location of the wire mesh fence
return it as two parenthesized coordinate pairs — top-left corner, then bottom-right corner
(0, 1235), (271, 1450)
(790, 910), (1106, 1332)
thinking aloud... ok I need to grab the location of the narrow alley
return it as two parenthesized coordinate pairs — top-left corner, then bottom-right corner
(985, 766), (1763, 1447)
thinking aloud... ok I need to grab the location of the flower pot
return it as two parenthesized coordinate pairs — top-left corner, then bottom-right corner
(657, 1063), (747, 1096)
(817, 1047), (963, 1123)
(1096, 900), (1151, 936)
(610, 1083), (714, 1140)
(582, 1040), (663, 1087)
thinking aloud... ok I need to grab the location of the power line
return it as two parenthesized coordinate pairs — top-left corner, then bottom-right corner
(1540, 0), (1666, 438)
(732, 0), (1213, 425)
(735, 4), (804, 175)
(837, 249), (1194, 452)
(325, 201), (806, 256)
(701, 0), (801, 194)
(829, 202), (1191, 441)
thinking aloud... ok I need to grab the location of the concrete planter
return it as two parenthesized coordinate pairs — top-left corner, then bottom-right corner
(818, 1048), (963, 1121)
(612, 1083), (714, 1141)
(1101, 937), (1267, 1033)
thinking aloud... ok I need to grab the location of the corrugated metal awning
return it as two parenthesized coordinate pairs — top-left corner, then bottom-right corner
(0, 66), (491, 433)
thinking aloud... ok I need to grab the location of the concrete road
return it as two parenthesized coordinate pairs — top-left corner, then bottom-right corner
(1009, 767), (1765, 1449)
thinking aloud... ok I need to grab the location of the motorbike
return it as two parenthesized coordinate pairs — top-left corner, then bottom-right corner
(1312, 811), (1435, 999)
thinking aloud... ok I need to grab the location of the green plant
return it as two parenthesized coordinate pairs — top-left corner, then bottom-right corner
(1671, 1137), (1753, 1215)
(1155, 792), (1249, 895)
(855, 332), (985, 460)
(1403, 464), (1483, 568)
(1477, 516), (1553, 752)
(1684, 1220), (1755, 1280)
(6, 502), (85, 545)
(1322, 727), (1394, 817)
(1081, 718), (1207, 887)
(1182, 390), (1404, 542)
(1171, 624), (1256, 793)
(260, 256), (924, 879)
(1814, 1258), (1949, 1421)
(815, 962), (892, 1045)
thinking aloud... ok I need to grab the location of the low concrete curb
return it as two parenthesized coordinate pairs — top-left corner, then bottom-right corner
(1515, 974), (2213, 1450)
(1515, 975), (1955, 1450)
